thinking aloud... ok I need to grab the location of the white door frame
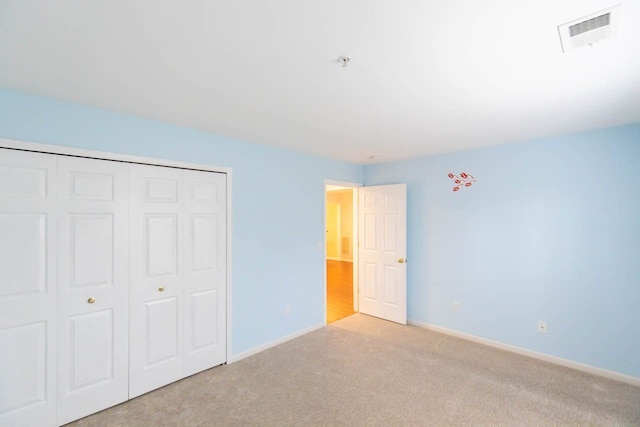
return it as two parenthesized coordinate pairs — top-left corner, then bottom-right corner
(324, 179), (361, 322)
(0, 138), (234, 364)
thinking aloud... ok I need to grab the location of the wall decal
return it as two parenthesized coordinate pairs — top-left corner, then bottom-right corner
(448, 172), (476, 192)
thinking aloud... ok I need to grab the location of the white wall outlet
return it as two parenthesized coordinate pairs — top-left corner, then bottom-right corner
(285, 305), (292, 315)
(453, 301), (459, 312)
(537, 321), (547, 334)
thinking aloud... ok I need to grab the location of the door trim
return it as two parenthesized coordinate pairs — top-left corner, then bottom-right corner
(0, 137), (234, 364)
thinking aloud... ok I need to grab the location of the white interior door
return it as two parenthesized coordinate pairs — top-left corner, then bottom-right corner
(129, 165), (184, 398)
(183, 170), (226, 375)
(56, 156), (130, 425)
(358, 184), (407, 325)
(0, 149), (58, 426)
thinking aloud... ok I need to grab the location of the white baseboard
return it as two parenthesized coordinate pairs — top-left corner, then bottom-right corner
(408, 320), (640, 388)
(230, 323), (324, 363)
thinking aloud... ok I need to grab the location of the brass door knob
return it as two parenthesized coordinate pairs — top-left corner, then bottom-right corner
(158, 286), (165, 292)
(398, 258), (405, 264)
(87, 297), (96, 304)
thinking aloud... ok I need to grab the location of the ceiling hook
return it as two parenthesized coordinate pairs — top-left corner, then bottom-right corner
(337, 56), (351, 67)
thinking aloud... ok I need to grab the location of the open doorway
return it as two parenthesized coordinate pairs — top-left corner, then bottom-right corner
(325, 182), (408, 325)
(325, 183), (358, 324)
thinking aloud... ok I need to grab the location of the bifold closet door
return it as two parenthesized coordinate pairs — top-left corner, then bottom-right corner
(129, 165), (185, 398)
(129, 165), (227, 397)
(56, 156), (130, 425)
(183, 170), (226, 375)
(0, 149), (58, 426)
(1, 146), (227, 425)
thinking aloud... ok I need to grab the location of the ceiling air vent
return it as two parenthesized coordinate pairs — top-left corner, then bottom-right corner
(558, 4), (621, 53)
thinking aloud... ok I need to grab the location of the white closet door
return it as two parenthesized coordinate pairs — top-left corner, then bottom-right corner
(0, 149), (57, 426)
(56, 156), (130, 425)
(183, 170), (226, 375)
(129, 165), (184, 398)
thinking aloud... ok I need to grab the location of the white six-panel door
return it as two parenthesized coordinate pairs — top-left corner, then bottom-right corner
(129, 165), (185, 398)
(129, 166), (227, 397)
(0, 149), (58, 426)
(0, 144), (228, 425)
(358, 184), (407, 325)
(183, 170), (226, 375)
(56, 156), (130, 425)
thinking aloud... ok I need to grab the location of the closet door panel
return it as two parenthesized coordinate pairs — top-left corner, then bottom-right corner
(0, 149), (57, 427)
(130, 165), (184, 398)
(145, 296), (179, 364)
(56, 156), (129, 425)
(184, 171), (226, 375)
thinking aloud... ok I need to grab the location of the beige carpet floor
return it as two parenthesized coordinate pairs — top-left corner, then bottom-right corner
(69, 314), (640, 426)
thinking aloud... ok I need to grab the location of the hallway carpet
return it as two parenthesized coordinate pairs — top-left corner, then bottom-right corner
(69, 314), (640, 426)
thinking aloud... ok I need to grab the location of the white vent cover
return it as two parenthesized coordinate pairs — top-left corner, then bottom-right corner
(558, 4), (621, 53)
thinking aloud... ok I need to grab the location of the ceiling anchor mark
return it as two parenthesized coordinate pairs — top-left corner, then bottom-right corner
(337, 56), (351, 67)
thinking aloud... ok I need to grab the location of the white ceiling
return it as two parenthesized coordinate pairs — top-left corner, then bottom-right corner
(1, 1), (639, 163)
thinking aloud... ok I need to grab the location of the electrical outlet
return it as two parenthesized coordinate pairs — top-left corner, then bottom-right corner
(453, 302), (459, 312)
(285, 305), (292, 315)
(537, 321), (547, 334)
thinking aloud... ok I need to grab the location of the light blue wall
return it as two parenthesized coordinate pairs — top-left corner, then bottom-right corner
(3, 87), (638, 379)
(0, 87), (363, 355)
(364, 124), (640, 378)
